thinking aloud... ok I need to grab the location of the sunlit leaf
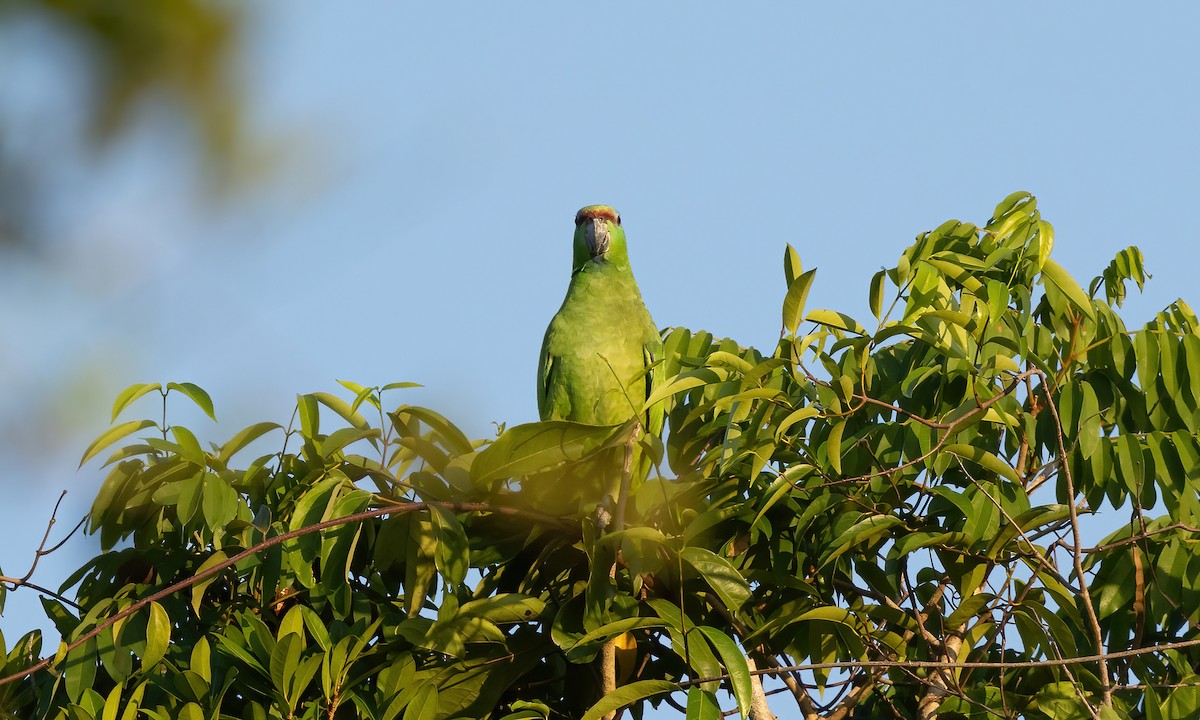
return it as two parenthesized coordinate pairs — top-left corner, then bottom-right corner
(167, 382), (216, 421)
(143, 602), (170, 669)
(219, 422), (283, 463)
(782, 268), (817, 335)
(110, 383), (162, 422)
(684, 686), (720, 720)
(80, 419), (157, 467)
(472, 420), (626, 484)
(806, 308), (867, 335)
(1040, 258), (1096, 321)
(679, 547), (750, 612)
(580, 680), (679, 720)
(694, 626), (752, 717)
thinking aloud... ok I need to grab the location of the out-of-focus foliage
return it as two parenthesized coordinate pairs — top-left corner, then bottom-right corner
(2, 193), (1199, 719)
(0, 0), (246, 250)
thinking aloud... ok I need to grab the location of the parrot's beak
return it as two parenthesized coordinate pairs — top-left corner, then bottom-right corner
(584, 218), (610, 258)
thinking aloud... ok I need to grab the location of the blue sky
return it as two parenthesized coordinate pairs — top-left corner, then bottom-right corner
(1, 1), (1198, 695)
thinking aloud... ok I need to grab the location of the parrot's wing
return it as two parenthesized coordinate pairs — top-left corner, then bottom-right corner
(537, 339), (554, 421)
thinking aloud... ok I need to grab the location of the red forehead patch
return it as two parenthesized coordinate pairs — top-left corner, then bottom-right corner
(575, 205), (621, 225)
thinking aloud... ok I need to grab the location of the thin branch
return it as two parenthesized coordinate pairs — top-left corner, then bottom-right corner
(685, 634), (1200, 682)
(1080, 523), (1200, 554)
(0, 578), (80, 610)
(811, 370), (1036, 487)
(1039, 372), (1111, 711)
(0, 492), (88, 611)
(0, 499), (575, 688)
(16, 492), (86, 583)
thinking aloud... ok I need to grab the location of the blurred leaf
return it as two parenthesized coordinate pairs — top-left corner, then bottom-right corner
(472, 420), (624, 484)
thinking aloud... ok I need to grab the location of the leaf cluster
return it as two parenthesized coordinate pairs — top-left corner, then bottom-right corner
(3, 193), (1199, 720)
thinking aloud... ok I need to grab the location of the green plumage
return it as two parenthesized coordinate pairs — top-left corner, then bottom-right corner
(538, 205), (663, 450)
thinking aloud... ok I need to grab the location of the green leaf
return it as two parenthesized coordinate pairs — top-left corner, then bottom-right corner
(320, 427), (381, 458)
(694, 626), (752, 718)
(394, 405), (474, 455)
(782, 268), (817, 335)
(102, 683), (122, 720)
(944, 592), (993, 629)
(63, 636), (97, 704)
(219, 422), (283, 463)
(869, 270), (887, 320)
(1035, 681), (1091, 720)
(167, 382), (216, 421)
(297, 393), (320, 437)
(270, 633), (302, 703)
(826, 420), (845, 474)
(472, 420), (625, 484)
(1078, 382), (1101, 459)
(684, 686), (720, 720)
(311, 391), (370, 430)
(564, 617), (666, 658)
(175, 469), (205, 525)
(1036, 219), (1055, 271)
(430, 506), (469, 587)
(820, 515), (902, 568)
(143, 602), (170, 669)
(1040, 258), (1096, 321)
(783, 243), (803, 286)
(191, 551), (229, 614)
(111, 383), (161, 422)
(80, 419), (156, 467)
(201, 474), (239, 528)
(460, 593), (546, 624)
(172, 425), (205, 465)
(1163, 677), (1200, 719)
(580, 680), (679, 720)
(923, 257), (985, 294)
(191, 637), (212, 684)
(774, 407), (819, 442)
(382, 381), (423, 392)
(944, 443), (1021, 484)
(679, 547), (750, 612)
(750, 464), (813, 527)
(645, 368), (723, 409)
(805, 308), (866, 335)
(403, 684), (438, 720)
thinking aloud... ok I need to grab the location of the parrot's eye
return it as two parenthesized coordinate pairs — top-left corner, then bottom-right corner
(616, 215), (622, 226)
(574, 214), (585, 227)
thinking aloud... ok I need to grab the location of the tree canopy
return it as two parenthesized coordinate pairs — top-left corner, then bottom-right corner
(2, 192), (1198, 720)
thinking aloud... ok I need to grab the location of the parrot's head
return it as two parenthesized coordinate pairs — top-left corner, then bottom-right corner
(572, 204), (628, 271)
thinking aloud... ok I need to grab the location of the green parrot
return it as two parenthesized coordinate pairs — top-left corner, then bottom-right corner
(538, 205), (663, 510)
